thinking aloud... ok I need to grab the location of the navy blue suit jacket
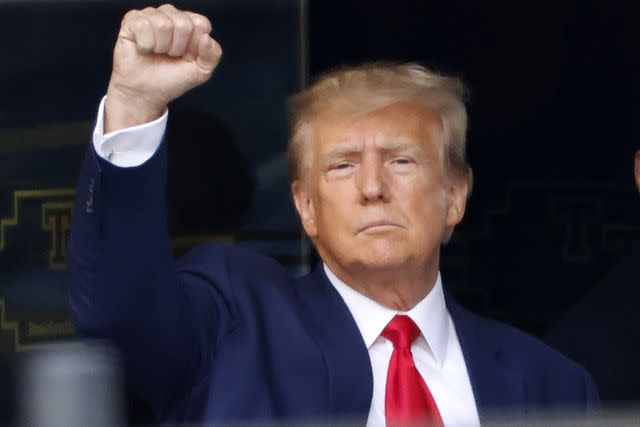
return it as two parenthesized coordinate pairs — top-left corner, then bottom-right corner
(69, 142), (599, 425)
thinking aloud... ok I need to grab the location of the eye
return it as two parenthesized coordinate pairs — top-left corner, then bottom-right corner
(388, 157), (417, 172)
(330, 162), (353, 170)
(327, 161), (355, 178)
(393, 158), (412, 165)
(390, 157), (416, 166)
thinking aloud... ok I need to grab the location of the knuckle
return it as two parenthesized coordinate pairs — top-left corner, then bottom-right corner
(158, 3), (177, 12)
(131, 16), (151, 31)
(191, 14), (212, 32)
(173, 18), (192, 34)
(122, 9), (141, 24)
(154, 15), (173, 32)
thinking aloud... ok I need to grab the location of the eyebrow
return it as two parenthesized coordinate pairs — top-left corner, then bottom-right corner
(325, 143), (361, 159)
(376, 139), (417, 153)
(324, 138), (419, 159)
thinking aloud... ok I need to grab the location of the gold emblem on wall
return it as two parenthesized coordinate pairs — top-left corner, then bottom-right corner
(0, 188), (76, 352)
(0, 188), (75, 268)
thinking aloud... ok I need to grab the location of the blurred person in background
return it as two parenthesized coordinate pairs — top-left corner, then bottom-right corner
(546, 149), (640, 408)
(69, 4), (599, 426)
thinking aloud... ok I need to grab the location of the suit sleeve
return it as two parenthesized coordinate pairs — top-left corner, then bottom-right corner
(68, 139), (227, 420)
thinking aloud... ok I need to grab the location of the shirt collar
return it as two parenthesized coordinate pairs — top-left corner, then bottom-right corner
(323, 263), (449, 366)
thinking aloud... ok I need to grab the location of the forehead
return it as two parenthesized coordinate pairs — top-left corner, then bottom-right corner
(310, 101), (442, 152)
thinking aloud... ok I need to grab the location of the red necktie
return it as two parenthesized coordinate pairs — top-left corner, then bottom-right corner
(382, 315), (444, 427)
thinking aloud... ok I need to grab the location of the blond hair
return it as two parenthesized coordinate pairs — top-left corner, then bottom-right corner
(287, 62), (473, 194)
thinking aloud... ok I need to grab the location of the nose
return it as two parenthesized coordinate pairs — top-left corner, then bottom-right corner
(357, 154), (389, 204)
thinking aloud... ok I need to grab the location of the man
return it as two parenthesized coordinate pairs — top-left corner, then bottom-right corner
(69, 4), (599, 425)
(546, 150), (640, 407)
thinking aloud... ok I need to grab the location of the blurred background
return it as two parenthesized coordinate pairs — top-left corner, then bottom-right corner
(0, 0), (638, 425)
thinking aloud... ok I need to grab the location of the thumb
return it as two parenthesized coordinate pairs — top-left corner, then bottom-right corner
(196, 34), (222, 76)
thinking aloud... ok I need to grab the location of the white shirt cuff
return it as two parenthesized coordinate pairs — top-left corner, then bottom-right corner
(92, 95), (168, 168)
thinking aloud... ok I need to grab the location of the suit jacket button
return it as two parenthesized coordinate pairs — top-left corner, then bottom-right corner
(85, 178), (96, 214)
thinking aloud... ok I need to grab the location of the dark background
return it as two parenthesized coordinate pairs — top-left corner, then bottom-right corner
(1, 0), (639, 424)
(310, 0), (640, 338)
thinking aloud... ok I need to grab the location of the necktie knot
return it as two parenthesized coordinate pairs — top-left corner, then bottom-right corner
(382, 314), (421, 350)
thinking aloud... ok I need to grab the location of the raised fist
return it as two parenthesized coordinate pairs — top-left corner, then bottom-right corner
(105, 4), (222, 132)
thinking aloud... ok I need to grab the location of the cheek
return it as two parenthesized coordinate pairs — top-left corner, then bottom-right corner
(315, 183), (354, 227)
(401, 177), (447, 223)
(421, 168), (448, 207)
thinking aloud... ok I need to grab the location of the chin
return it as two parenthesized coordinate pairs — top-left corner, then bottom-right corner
(354, 243), (410, 272)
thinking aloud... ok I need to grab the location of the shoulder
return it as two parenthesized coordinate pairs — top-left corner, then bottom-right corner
(174, 241), (291, 284)
(480, 313), (585, 374)
(450, 299), (599, 405)
(170, 242), (296, 328)
(465, 303), (584, 372)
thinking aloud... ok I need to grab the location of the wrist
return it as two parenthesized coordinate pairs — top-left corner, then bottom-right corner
(104, 84), (166, 133)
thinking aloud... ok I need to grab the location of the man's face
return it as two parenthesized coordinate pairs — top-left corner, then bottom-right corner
(292, 102), (468, 278)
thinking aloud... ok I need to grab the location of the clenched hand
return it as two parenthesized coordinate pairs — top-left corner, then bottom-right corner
(105, 4), (222, 133)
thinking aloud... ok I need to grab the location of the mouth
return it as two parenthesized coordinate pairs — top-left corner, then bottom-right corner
(357, 220), (402, 233)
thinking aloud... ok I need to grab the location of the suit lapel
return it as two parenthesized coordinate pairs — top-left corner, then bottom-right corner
(294, 266), (373, 423)
(445, 292), (527, 421)
(294, 270), (527, 421)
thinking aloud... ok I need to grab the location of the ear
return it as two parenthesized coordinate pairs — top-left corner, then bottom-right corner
(292, 179), (318, 238)
(445, 172), (470, 228)
(634, 150), (640, 193)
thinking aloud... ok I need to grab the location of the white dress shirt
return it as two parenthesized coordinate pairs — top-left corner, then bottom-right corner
(324, 265), (480, 427)
(92, 96), (168, 167)
(92, 96), (480, 426)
